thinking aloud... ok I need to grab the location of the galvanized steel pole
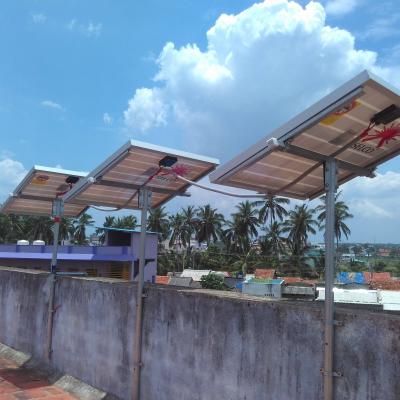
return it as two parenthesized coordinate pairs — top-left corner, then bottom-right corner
(132, 189), (151, 400)
(45, 198), (63, 361)
(323, 158), (337, 400)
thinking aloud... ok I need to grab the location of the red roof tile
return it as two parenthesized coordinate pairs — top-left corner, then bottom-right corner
(281, 276), (317, 286)
(255, 269), (276, 279)
(156, 275), (170, 284)
(363, 272), (392, 282)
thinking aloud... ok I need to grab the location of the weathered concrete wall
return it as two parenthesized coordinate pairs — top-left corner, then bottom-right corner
(0, 266), (399, 400)
(51, 277), (136, 399)
(0, 268), (48, 359)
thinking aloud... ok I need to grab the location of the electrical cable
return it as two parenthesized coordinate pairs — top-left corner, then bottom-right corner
(169, 170), (267, 199)
(89, 167), (163, 212)
(89, 164), (266, 212)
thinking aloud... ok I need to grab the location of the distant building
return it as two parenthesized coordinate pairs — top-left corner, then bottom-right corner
(0, 227), (158, 282)
(378, 248), (391, 257)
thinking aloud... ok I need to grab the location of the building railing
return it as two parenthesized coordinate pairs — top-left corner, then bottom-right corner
(0, 244), (134, 256)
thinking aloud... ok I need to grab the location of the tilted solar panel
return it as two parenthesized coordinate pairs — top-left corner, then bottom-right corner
(210, 70), (400, 199)
(1, 166), (87, 217)
(63, 140), (219, 209)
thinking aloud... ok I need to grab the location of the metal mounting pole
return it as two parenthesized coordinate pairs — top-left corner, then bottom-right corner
(132, 188), (151, 400)
(323, 158), (337, 400)
(45, 198), (63, 361)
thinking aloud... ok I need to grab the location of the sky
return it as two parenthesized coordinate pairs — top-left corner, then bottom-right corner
(1, 0), (400, 243)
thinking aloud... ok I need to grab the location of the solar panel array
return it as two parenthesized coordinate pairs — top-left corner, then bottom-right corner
(63, 140), (219, 210)
(210, 71), (400, 199)
(1, 166), (87, 217)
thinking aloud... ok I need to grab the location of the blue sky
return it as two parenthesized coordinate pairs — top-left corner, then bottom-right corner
(1, 0), (400, 242)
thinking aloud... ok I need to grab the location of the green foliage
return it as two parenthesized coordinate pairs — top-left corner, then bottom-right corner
(200, 273), (225, 290)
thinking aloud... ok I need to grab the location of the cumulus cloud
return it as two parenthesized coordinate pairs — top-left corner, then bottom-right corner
(124, 88), (168, 133)
(103, 112), (113, 125)
(32, 13), (46, 24)
(123, 0), (397, 160)
(342, 171), (400, 219)
(324, 0), (358, 16)
(41, 100), (65, 111)
(0, 158), (27, 197)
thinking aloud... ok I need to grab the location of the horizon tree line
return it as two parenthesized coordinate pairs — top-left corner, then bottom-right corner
(0, 192), (353, 263)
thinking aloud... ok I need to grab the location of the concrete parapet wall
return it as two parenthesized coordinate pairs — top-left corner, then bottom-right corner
(0, 267), (399, 400)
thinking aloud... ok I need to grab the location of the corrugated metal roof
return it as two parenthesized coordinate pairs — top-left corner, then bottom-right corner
(180, 269), (212, 281)
(98, 226), (157, 234)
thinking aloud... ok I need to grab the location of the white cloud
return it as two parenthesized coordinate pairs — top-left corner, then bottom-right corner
(342, 171), (400, 219)
(358, 13), (400, 41)
(0, 158), (27, 197)
(123, 0), (398, 160)
(103, 113), (113, 125)
(67, 19), (77, 30)
(32, 13), (47, 24)
(41, 100), (65, 111)
(124, 88), (168, 133)
(67, 19), (102, 37)
(169, 177), (260, 217)
(325, 0), (358, 16)
(85, 22), (102, 37)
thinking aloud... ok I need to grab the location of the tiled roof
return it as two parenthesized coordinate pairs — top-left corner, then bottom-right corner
(363, 272), (392, 282)
(156, 275), (170, 284)
(254, 269), (276, 279)
(281, 277), (317, 286)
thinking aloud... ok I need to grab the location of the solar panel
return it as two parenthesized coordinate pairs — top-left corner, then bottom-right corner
(63, 140), (219, 209)
(210, 70), (400, 199)
(1, 166), (88, 217)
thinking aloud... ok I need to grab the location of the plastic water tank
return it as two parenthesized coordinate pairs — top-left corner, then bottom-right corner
(17, 240), (29, 245)
(33, 240), (45, 246)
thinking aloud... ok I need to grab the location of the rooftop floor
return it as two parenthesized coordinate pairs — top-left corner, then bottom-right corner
(0, 356), (78, 400)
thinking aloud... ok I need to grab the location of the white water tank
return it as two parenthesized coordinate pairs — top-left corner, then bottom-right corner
(33, 240), (45, 245)
(17, 240), (29, 245)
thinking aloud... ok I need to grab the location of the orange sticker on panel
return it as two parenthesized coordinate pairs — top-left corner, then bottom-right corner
(32, 175), (50, 185)
(320, 100), (360, 126)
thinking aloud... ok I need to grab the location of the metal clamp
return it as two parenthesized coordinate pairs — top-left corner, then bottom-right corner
(138, 190), (152, 208)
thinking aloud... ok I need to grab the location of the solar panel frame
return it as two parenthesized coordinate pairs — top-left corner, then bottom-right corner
(63, 140), (220, 210)
(0, 165), (88, 217)
(210, 70), (400, 199)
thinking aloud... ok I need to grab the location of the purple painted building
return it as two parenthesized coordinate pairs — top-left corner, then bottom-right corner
(0, 228), (158, 282)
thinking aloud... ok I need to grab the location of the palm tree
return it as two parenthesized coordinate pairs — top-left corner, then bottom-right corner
(316, 191), (353, 246)
(263, 221), (286, 257)
(73, 213), (94, 245)
(282, 204), (317, 256)
(181, 206), (198, 246)
(196, 205), (224, 246)
(254, 195), (290, 226)
(147, 207), (170, 242)
(28, 216), (54, 243)
(223, 215), (242, 253)
(59, 217), (74, 244)
(168, 213), (188, 249)
(113, 215), (137, 229)
(235, 201), (260, 252)
(95, 216), (116, 244)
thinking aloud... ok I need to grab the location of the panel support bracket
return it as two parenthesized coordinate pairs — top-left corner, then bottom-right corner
(280, 143), (375, 178)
